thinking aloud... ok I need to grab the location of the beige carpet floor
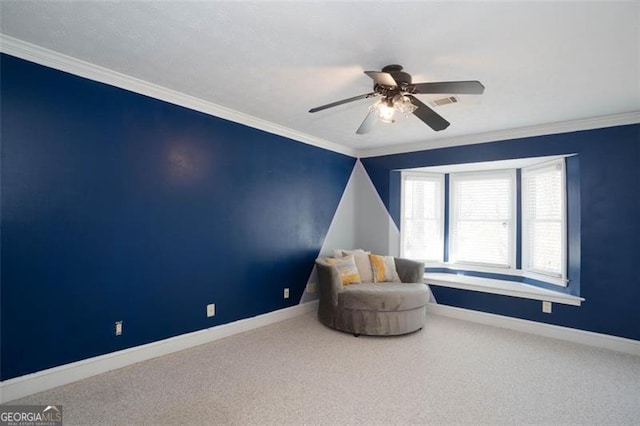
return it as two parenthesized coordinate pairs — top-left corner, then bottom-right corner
(8, 311), (640, 425)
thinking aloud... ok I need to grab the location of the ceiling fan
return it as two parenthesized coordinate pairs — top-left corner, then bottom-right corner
(308, 64), (484, 134)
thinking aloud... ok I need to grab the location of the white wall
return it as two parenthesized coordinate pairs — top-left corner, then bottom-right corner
(352, 160), (400, 256)
(299, 160), (400, 303)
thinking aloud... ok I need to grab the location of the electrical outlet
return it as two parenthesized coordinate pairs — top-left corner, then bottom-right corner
(207, 303), (215, 317)
(306, 282), (317, 293)
(284, 288), (290, 299)
(542, 301), (552, 314)
(115, 321), (123, 336)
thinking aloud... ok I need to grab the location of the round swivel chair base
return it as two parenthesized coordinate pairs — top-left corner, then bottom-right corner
(324, 306), (427, 337)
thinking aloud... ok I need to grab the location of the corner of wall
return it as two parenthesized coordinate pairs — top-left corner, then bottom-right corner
(352, 160), (399, 256)
(299, 162), (358, 303)
(298, 159), (403, 303)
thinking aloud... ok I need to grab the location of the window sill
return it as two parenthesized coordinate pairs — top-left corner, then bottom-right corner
(424, 262), (568, 287)
(423, 272), (584, 306)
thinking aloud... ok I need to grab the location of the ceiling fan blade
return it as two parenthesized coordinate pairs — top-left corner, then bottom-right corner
(309, 92), (377, 113)
(364, 71), (397, 87)
(406, 95), (450, 131)
(411, 80), (485, 95)
(356, 109), (378, 135)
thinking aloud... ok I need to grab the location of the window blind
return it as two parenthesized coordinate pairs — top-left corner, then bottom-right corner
(450, 171), (515, 268)
(401, 174), (443, 261)
(522, 160), (566, 278)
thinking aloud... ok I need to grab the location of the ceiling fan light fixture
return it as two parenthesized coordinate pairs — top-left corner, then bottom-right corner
(372, 99), (396, 123)
(393, 94), (418, 117)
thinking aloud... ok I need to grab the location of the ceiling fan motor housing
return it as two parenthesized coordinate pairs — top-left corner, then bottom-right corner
(381, 64), (412, 86)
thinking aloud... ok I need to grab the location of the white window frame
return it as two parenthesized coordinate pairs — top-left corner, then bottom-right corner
(448, 169), (517, 270)
(521, 158), (568, 284)
(400, 171), (445, 263)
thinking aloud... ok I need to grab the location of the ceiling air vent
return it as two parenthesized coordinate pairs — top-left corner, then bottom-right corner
(430, 96), (458, 107)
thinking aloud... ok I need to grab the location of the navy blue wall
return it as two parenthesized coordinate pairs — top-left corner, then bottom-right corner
(0, 54), (355, 380)
(361, 124), (640, 341)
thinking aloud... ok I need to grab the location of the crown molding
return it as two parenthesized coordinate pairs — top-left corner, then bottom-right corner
(0, 34), (358, 158)
(358, 111), (640, 158)
(2, 34), (637, 160)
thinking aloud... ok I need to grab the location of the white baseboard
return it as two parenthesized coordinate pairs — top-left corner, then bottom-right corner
(427, 303), (640, 356)
(4, 301), (635, 403)
(0, 301), (319, 403)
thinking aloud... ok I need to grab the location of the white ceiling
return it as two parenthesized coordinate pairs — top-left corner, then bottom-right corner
(1, 1), (638, 156)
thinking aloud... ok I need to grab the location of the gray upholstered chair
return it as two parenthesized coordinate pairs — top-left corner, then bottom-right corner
(315, 257), (428, 336)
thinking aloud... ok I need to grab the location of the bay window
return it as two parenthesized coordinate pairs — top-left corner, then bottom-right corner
(400, 156), (569, 287)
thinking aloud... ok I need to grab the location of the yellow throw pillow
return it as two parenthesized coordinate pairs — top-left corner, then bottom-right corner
(340, 249), (374, 283)
(369, 254), (401, 283)
(325, 255), (362, 286)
